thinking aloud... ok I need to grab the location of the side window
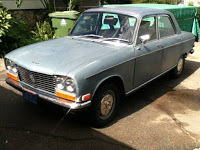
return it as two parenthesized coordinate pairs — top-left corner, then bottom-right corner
(137, 16), (157, 44)
(158, 16), (175, 38)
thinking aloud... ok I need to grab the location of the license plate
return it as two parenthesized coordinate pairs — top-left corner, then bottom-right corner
(22, 91), (38, 104)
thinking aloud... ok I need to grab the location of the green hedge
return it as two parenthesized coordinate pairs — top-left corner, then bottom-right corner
(0, 1), (12, 42)
(0, 1), (55, 57)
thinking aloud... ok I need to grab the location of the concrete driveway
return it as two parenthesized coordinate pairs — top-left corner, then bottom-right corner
(0, 43), (200, 150)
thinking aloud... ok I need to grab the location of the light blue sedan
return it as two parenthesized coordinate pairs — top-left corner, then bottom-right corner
(5, 7), (195, 127)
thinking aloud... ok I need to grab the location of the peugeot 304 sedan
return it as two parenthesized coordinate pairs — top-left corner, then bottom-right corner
(5, 7), (195, 127)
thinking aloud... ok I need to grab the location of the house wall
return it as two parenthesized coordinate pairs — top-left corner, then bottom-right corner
(11, 9), (46, 28)
(1, 0), (44, 9)
(1, 0), (44, 28)
(2, 0), (68, 28)
(1, 0), (100, 10)
(2, 0), (100, 28)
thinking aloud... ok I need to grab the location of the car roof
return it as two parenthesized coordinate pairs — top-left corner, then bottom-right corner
(85, 6), (169, 18)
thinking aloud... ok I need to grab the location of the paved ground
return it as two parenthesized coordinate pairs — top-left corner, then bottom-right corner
(0, 43), (200, 150)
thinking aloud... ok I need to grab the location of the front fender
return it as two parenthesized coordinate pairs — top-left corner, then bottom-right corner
(91, 74), (125, 98)
(73, 58), (135, 101)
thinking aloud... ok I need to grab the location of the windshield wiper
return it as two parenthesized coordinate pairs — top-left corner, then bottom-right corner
(82, 34), (104, 39)
(103, 38), (130, 43)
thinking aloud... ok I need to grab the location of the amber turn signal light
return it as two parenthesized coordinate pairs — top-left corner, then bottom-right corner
(56, 90), (76, 101)
(7, 72), (18, 81)
(82, 94), (91, 101)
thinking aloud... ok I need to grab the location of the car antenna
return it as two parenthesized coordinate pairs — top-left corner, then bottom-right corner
(51, 108), (72, 133)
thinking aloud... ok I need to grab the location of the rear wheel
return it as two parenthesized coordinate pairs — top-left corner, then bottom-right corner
(90, 82), (120, 127)
(171, 56), (185, 78)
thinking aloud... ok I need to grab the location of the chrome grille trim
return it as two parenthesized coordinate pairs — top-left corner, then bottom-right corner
(17, 66), (56, 94)
(20, 82), (56, 96)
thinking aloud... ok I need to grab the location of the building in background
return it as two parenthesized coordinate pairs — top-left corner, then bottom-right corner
(1, 0), (100, 10)
(1, 0), (44, 9)
(1, 0), (100, 27)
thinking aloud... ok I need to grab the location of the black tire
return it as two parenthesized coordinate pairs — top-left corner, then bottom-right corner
(171, 56), (185, 78)
(89, 82), (120, 127)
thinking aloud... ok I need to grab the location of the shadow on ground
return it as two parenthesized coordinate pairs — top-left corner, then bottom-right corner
(112, 59), (200, 125)
(0, 84), (134, 150)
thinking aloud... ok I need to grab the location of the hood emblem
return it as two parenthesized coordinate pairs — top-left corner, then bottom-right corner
(32, 61), (39, 65)
(30, 74), (36, 84)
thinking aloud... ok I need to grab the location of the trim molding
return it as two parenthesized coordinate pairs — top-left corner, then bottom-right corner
(84, 37), (194, 80)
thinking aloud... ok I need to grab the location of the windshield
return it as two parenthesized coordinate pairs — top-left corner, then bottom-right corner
(71, 12), (137, 43)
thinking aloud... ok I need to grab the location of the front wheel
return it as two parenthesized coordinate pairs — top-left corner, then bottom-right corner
(171, 56), (185, 78)
(90, 82), (120, 127)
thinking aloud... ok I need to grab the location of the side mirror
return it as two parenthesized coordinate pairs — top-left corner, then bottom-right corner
(139, 34), (150, 44)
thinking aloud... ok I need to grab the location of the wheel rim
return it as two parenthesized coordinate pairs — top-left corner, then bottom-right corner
(177, 58), (183, 73)
(100, 91), (115, 120)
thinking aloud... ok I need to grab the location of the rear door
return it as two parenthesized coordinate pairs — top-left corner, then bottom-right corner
(158, 15), (182, 72)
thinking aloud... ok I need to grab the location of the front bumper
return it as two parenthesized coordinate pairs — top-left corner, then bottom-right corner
(6, 78), (91, 110)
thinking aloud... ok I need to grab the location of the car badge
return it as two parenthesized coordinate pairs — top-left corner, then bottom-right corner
(30, 74), (36, 83)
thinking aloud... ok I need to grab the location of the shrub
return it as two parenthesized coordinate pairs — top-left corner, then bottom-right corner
(0, 19), (31, 57)
(68, 0), (81, 11)
(132, 0), (172, 4)
(31, 21), (55, 43)
(0, 1), (55, 57)
(0, 1), (12, 42)
(188, 1), (194, 6)
(0, 19), (55, 57)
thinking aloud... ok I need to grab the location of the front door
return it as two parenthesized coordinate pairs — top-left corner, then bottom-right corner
(133, 16), (163, 88)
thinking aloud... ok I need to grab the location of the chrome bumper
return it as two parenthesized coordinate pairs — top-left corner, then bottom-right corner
(38, 94), (91, 110)
(6, 78), (91, 110)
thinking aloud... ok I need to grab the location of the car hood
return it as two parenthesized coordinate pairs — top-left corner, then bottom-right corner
(5, 36), (123, 76)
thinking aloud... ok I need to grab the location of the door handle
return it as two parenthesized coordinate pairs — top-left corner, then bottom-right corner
(178, 38), (182, 41)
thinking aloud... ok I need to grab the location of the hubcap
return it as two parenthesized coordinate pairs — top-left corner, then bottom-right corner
(100, 92), (114, 119)
(177, 58), (183, 73)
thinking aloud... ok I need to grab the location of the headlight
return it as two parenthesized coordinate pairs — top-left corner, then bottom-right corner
(5, 59), (18, 74)
(6, 59), (12, 70)
(55, 76), (76, 93)
(55, 76), (65, 90)
(66, 78), (76, 92)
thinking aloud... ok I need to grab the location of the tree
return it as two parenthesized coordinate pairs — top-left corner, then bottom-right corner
(68, 0), (80, 11)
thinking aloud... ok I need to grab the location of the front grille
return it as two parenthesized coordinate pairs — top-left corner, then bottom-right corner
(17, 66), (56, 94)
